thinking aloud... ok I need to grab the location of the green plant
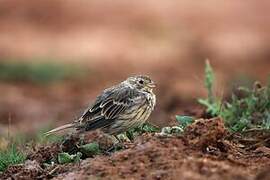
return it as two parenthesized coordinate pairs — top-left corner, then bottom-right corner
(198, 60), (222, 116)
(0, 145), (26, 172)
(79, 142), (101, 157)
(57, 152), (82, 164)
(126, 123), (160, 140)
(57, 142), (101, 164)
(222, 83), (270, 131)
(198, 60), (270, 132)
(0, 126), (64, 172)
(175, 115), (194, 129)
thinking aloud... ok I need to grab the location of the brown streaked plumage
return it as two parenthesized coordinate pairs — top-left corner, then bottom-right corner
(45, 75), (156, 136)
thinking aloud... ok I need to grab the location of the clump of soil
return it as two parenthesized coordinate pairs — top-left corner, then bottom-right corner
(81, 130), (115, 151)
(183, 118), (228, 151)
(1, 118), (270, 180)
(28, 143), (61, 164)
(256, 168), (270, 180)
(60, 130), (115, 155)
(1, 160), (43, 179)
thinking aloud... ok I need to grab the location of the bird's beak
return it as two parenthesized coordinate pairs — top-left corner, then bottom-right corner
(148, 82), (156, 88)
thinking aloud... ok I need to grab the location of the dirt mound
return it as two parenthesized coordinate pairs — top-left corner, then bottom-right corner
(1, 160), (43, 179)
(183, 118), (229, 154)
(28, 143), (61, 164)
(1, 118), (270, 179)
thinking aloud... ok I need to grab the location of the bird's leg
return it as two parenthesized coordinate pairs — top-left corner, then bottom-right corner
(125, 131), (134, 142)
(60, 133), (80, 154)
(114, 135), (122, 143)
(115, 133), (133, 148)
(104, 135), (123, 154)
(116, 133), (132, 143)
(113, 134), (126, 149)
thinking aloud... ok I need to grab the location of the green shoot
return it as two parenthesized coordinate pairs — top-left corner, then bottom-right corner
(222, 83), (270, 131)
(0, 145), (26, 172)
(79, 142), (101, 157)
(57, 152), (82, 164)
(204, 59), (215, 104)
(198, 60), (270, 132)
(198, 60), (222, 116)
(126, 123), (160, 140)
(175, 115), (194, 129)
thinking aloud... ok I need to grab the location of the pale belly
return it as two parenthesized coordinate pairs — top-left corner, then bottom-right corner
(103, 91), (156, 135)
(105, 105), (152, 135)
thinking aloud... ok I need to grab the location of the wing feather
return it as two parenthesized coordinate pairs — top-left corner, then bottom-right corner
(75, 85), (144, 132)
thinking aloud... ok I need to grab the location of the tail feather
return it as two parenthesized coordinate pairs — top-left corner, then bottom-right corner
(44, 123), (75, 136)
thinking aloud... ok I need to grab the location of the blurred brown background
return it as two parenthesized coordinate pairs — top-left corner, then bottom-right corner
(0, 0), (269, 135)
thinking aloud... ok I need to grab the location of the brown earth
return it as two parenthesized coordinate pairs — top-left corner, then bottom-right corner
(1, 118), (270, 180)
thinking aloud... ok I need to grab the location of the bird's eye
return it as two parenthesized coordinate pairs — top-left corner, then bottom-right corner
(138, 80), (144, 84)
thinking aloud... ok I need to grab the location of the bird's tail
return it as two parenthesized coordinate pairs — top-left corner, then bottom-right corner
(44, 123), (75, 136)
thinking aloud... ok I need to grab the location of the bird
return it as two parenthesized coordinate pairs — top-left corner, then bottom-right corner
(45, 75), (156, 137)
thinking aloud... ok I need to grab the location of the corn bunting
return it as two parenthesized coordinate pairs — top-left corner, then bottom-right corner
(45, 75), (156, 136)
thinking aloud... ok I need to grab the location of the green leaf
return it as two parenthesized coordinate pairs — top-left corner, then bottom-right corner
(141, 123), (160, 133)
(175, 115), (194, 128)
(204, 60), (215, 103)
(57, 152), (74, 164)
(57, 152), (82, 164)
(125, 123), (161, 141)
(79, 142), (100, 156)
(0, 145), (26, 172)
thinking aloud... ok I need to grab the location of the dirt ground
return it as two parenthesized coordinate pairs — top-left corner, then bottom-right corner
(1, 118), (270, 180)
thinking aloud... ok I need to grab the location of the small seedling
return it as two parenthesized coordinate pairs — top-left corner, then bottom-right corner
(222, 82), (270, 131)
(175, 115), (194, 129)
(79, 142), (101, 157)
(57, 152), (82, 164)
(198, 60), (222, 117)
(198, 60), (270, 132)
(126, 123), (160, 140)
(0, 145), (26, 172)
(204, 59), (215, 104)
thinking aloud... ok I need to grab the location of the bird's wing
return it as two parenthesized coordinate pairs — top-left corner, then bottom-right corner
(75, 85), (145, 131)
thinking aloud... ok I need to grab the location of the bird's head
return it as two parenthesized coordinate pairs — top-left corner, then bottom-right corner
(125, 75), (156, 92)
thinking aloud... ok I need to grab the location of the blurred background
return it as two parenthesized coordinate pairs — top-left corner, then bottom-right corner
(0, 0), (269, 136)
